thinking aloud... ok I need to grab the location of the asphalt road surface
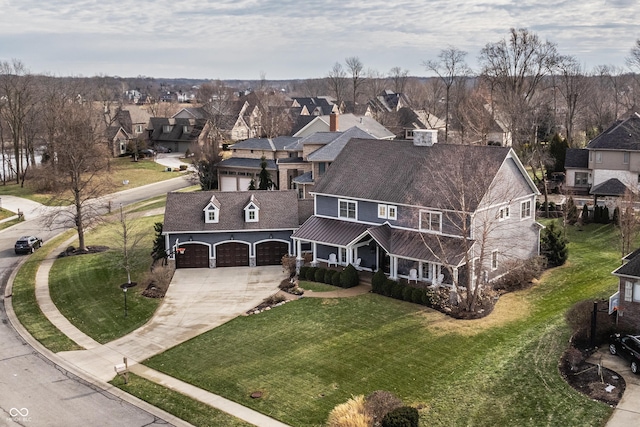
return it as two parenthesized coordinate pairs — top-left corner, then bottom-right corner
(0, 176), (191, 426)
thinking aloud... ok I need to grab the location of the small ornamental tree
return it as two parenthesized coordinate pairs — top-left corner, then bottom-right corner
(258, 155), (274, 190)
(581, 204), (589, 223)
(564, 196), (578, 225)
(541, 221), (568, 267)
(150, 222), (167, 266)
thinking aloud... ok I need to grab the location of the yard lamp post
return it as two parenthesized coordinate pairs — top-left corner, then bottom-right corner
(123, 286), (128, 318)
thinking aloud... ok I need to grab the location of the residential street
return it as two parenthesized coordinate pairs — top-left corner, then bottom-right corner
(0, 176), (192, 426)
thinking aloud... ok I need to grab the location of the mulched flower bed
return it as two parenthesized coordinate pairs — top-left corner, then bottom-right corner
(57, 245), (109, 257)
(559, 347), (625, 406)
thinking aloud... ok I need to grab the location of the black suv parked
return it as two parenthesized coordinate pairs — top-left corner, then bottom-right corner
(609, 334), (640, 374)
(14, 235), (43, 255)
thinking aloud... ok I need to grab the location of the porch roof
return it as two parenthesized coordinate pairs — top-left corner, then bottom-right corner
(291, 216), (371, 246)
(368, 223), (469, 267)
(293, 216), (469, 266)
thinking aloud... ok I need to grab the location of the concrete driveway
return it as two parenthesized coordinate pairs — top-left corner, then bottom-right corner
(56, 265), (286, 381)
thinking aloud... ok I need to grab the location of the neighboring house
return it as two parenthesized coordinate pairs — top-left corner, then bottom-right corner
(293, 113), (395, 140)
(290, 97), (338, 116)
(163, 190), (301, 268)
(216, 136), (298, 191)
(292, 131), (541, 287)
(612, 248), (640, 330)
(586, 113), (640, 192)
(564, 148), (591, 195)
(147, 117), (210, 153)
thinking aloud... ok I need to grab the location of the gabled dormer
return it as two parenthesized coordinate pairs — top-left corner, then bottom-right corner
(203, 195), (221, 224)
(244, 195), (260, 223)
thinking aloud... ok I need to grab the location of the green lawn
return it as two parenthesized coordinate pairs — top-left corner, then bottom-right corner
(48, 215), (165, 343)
(143, 222), (619, 427)
(111, 374), (253, 427)
(298, 280), (339, 292)
(11, 231), (84, 353)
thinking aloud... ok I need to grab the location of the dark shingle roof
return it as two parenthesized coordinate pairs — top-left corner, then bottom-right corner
(148, 117), (206, 143)
(217, 158), (277, 170)
(313, 139), (513, 211)
(307, 127), (376, 162)
(587, 113), (640, 150)
(565, 148), (589, 168)
(614, 251), (640, 278)
(589, 178), (630, 196)
(164, 191), (299, 233)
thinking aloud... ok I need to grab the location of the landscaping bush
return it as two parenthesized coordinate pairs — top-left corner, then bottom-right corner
(372, 269), (387, 293)
(281, 254), (297, 278)
(492, 257), (546, 293)
(381, 406), (419, 427)
(315, 267), (327, 283)
(565, 196), (579, 225)
(324, 269), (335, 284)
(402, 286), (414, 302)
(541, 222), (568, 267)
(382, 279), (396, 297)
(391, 281), (405, 300)
(179, 164), (188, 171)
(411, 288), (424, 305)
(279, 278), (295, 291)
(581, 204), (590, 223)
(306, 267), (318, 281)
(340, 264), (359, 288)
(299, 266), (309, 280)
(332, 270), (342, 287)
(327, 395), (371, 427)
(364, 390), (403, 426)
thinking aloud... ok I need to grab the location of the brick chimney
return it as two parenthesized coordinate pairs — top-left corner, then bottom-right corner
(330, 113), (339, 132)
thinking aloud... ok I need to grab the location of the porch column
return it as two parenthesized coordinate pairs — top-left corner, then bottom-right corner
(418, 262), (423, 280)
(453, 267), (459, 288)
(390, 256), (398, 279)
(311, 242), (318, 266)
(296, 239), (302, 260)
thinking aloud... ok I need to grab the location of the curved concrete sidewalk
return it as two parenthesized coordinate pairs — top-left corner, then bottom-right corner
(25, 236), (292, 427)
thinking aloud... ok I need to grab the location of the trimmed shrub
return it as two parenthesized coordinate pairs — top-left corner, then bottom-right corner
(372, 269), (387, 293)
(411, 288), (424, 305)
(391, 282), (405, 300)
(383, 279), (397, 297)
(315, 267), (327, 283)
(332, 270), (342, 287)
(402, 286), (414, 302)
(422, 289), (435, 306)
(299, 266), (309, 280)
(340, 264), (359, 288)
(324, 269), (335, 284)
(381, 406), (419, 427)
(364, 390), (403, 426)
(305, 267), (318, 281)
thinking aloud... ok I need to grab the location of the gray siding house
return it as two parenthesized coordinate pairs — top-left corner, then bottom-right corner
(292, 134), (541, 288)
(163, 190), (299, 268)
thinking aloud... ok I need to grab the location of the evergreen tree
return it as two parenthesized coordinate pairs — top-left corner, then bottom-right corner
(541, 221), (568, 267)
(548, 133), (569, 172)
(150, 222), (167, 266)
(581, 204), (589, 223)
(248, 179), (256, 190)
(258, 155), (274, 190)
(565, 196), (578, 225)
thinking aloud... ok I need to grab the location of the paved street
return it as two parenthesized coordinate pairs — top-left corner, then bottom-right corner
(0, 176), (192, 426)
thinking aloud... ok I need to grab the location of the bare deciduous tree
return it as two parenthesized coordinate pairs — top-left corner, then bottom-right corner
(345, 56), (365, 110)
(556, 56), (590, 147)
(479, 28), (560, 148)
(424, 46), (472, 142)
(389, 66), (410, 94)
(327, 62), (348, 108)
(42, 98), (111, 251)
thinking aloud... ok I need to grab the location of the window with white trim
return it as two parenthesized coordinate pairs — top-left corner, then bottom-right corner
(377, 204), (398, 220)
(135, 124), (143, 134)
(521, 200), (531, 219)
(596, 152), (602, 163)
(634, 282), (640, 303)
(622, 281), (640, 302)
(340, 247), (347, 265)
(491, 250), (498, 270)
(245, 206), (258, 222)
(499, 206), (510, 221)
(624, 152), (630, 164)
(163, 125), (173, 133)
(339, 199), (357, 219)
(420, 210), (442, 232)
(204, 206), (219, 223)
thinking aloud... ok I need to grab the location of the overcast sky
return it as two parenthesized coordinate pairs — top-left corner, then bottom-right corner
(1, 0), (639, 80)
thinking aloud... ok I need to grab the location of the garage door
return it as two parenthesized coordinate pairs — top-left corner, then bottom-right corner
(176, 244), (209, 268)
(256, 241), (289, 266)
(220, 176), (237, 192)
(217, 242), (249, 267)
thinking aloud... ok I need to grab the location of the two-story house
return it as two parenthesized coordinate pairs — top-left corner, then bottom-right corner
(292, 130), (541, 288)
(612, 248), (640, 330)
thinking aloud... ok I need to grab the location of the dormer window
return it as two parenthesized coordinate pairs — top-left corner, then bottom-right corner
(163, 125), (173, 133)
(183, 125), (189, 134)
(203, 195), (221, 223)
(244, 195), (260, 223)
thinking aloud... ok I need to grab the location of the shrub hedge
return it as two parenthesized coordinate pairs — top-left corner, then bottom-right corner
(381, 406), (419, 427)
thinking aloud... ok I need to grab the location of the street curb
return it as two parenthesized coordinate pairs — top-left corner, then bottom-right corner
(3, 235), (195, 427)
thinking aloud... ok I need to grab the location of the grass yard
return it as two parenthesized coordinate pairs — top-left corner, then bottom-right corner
(10, 231), (83, 353)
(48, 215), (165, 343)
(298, 280), (339, 293)
(143, 222), (620, 427)
(111, 374), (253, 427)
